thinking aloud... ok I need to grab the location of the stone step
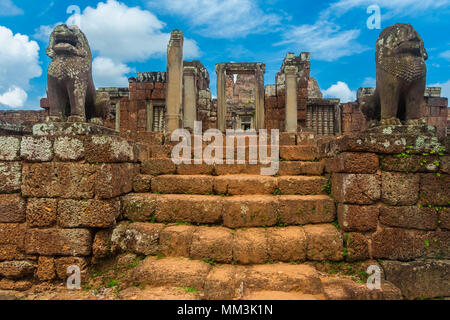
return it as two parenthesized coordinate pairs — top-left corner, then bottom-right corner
(130, 256), (325, 299)
(101, 223), (343, 264)
(121, 194), (336, 227)
(140, 159), (325, 176)
(145, 144), (321, 161)
(133, 174), (328, 195)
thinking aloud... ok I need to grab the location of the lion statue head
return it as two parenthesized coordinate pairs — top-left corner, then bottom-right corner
(46, 24), (91, 60)
(375, 23), (427, 82)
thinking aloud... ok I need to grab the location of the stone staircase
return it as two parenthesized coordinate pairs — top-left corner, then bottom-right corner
(99, 132), (401, 300)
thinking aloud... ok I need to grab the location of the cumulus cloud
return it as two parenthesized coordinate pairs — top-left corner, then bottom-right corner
(70, 0), (199, 61)
(93, 57), (132, 87)
(0, 0), (23, 16)
(322, 81), (356, 103)
(36, 0), (200, 87)
(276, 21), (367, 61)
(0, 87), (28, 108)
(0, 26), (42, 108)
(147, 0), (283, 38)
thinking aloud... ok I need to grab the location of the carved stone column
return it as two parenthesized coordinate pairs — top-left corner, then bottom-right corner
(183, 66), (197, 130)
(285, 66), (298, 132)
(166, 30), (184, 132)
(254, 64), (265, 130)
(215, 64), (226, 132)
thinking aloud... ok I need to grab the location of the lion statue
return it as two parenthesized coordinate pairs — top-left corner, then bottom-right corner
(361, 23), (428, 126)
(46, 24), (109, 123)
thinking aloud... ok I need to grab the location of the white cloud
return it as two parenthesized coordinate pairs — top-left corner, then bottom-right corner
(0, 0), (23, 16)
(0, 26), (42, 108)
(362, 77), (376, 87)
(71, 0), (199, 62)
(147, 0), (283, 38)
(93, 57), (132, 87)
(277, 21), (367, 61)
(36, 0), (200, 87)
(440, 50), (450, 60)
(429, 80), (450, 99)
(322, 81), (356, 103)
(0, 86), (28, 108)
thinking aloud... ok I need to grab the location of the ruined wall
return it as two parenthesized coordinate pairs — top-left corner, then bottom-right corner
(265, 52), (329, 132)
(321, 127), (450, 299)
(0, 124), (139, 289)
(120, 72), (167, 142)
(225, 74), (256, 129)
(0, 111), (47, 135)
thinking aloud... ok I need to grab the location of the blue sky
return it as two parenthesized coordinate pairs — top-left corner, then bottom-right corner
(0, 0), (449, 110)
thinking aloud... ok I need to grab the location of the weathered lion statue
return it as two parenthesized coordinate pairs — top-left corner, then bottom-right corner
(361, 23), (428, 126)
(46, 24), (109, 123)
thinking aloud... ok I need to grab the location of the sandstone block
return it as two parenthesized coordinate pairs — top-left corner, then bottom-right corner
(36, 256), (56, 281)
(20, 136), (53, 162)
(57, 199), (120, 228)
(160, 225), (196, 257)
(25, 228), (92, 256)
(132, 175), (152, 193)
(0, 261), (35, 279)
(0, 194), (25, 223)
(85, 135), (135, 163)
(381, 172), (419, 205)
(326, 152), (379, 173)
(26, 198), (57, 227)
(21, 163), (96, 198)
(124, 223), (164, 256)
(0, 136), (21, 161)
(152, 175), (213, 194)
(122, 193), (158, 222)
(419, 173), (449, 206)
(304, 224), (343, 261)
(332, 173), (380, 204)
(277, 195), (335, 225)
(222, 196), (277, 228)
(267, 226), (307, 262)
(214, 175), (276, 195)
(382, 260), (450, 299)
(0, 162), (21, 193)
(380, 206), (438, 230)
(337, 204), (379, 232)
(141, 158), (176, 175)
(54, 136), (85, 161)
(190, 226), (233, 263)
(155, 195), (223, 224)
(233, 228), (268, 264)
(344, 232), (370, 262)
(277, 176), (327, 195)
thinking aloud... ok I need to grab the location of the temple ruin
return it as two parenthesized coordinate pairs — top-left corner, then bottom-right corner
(0, 24), (449, 300)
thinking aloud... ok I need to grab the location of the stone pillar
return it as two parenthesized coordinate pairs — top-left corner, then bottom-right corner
(254, 64), (265, 130)
(166, 30), (184, 132)
(115, 100), (120, 132)
(285, 66), (298, 132)
(146, 100), (153, 132)
(216, 64), (226, 132)
(183, 66), (197, 130)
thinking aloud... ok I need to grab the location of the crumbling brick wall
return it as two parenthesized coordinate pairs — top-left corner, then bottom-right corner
(0, 110), (47, 134)
(120, 72), (167, 141)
